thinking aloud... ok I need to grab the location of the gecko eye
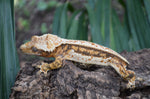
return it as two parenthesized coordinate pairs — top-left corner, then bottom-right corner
(32, 47), (38, 52)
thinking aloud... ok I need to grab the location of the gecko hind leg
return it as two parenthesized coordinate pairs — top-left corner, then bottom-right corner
(125, 70), (135, 88)
(119, 67), (135, 88)
(37, 56), (63, 74)
(111, 64), (135, 89)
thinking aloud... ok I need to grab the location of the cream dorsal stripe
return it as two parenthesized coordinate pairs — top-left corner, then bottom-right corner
(61, 38), (129, 64)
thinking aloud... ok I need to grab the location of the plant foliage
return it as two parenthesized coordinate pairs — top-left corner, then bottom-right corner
(52, 2), (88, 40)
(52, 0), (150, 52)
(0, 0), (19, 98)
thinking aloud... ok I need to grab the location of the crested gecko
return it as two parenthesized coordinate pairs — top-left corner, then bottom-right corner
(20, 34), (135, 88)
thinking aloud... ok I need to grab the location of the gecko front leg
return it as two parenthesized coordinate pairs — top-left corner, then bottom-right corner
(38, 56), (64, 74)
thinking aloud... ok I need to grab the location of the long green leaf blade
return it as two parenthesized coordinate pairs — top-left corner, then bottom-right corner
(77, 11), (88, 40)
(59, 2), (68, 38)
(0, 0), (19, 98)
(86, 0), (112, 48)
(85, 3), (102, 44)
(52, 5), (63, 35)
(126, 0), (150, 49)
(144, 0), (150, 23)
(67, 11), (80, 39)
(112, 10), (130, 52)
(126, 0), (141, 50)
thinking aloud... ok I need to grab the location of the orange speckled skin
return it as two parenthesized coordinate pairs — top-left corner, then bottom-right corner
(20, 34), (135, 88)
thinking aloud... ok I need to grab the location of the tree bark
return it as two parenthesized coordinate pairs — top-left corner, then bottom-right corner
(10, 49), (150, 99)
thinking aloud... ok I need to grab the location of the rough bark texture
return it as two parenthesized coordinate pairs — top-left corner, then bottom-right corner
(10, 49), (150, 99)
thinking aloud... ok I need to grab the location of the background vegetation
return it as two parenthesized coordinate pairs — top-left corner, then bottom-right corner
(1, 0), (150, 98)
(0, 0), (19, 99)
(52, 0), (150, 52)
(15, 0), (150, 52)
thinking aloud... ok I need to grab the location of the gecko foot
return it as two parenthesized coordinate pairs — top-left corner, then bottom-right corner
(126, 70), (136, 89)
(37, 62), (51, 75)
(127, 81), (135, 89)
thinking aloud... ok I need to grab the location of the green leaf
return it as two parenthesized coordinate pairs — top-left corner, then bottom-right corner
(58, 3), (68, 38)
(85, 0), (111, 47)
(0, 0), (20, 98)
(77, 11), (88, 40)
(126, 1), (141, 50)
(126, 0), (150, 50)
(85, 3), (102, 44)
(51, 0), (150, 52)
(87, 0), (96, 8)
(144, 0), (150, 23)
(67, 11), (80, 39)
(112, 10), (130, 52)
(99, 0), (111, 47)
(52, 5), (63, 35)
(67, 10), (80, 33)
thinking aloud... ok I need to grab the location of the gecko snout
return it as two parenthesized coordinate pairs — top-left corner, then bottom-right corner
(20, 44), (26, 52)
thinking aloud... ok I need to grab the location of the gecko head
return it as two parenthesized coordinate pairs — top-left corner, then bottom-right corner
(20, 34), (62, 56)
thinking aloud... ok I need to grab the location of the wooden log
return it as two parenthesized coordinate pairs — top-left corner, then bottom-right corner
(10, 49), (150, 99)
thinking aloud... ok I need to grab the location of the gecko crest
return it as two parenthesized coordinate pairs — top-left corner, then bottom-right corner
(20, 34), (63, 55)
